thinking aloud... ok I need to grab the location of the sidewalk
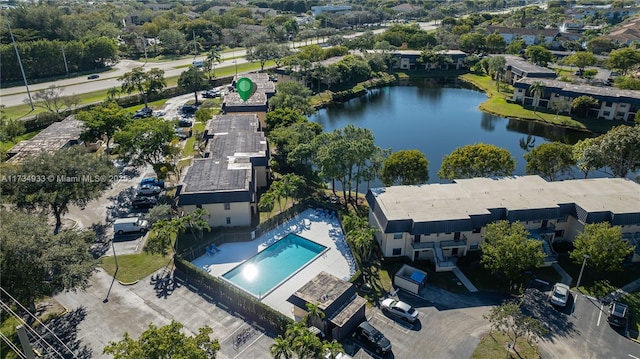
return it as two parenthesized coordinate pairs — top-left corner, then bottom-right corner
(551, 263), (573, 285)
(604, 277), (640, 303)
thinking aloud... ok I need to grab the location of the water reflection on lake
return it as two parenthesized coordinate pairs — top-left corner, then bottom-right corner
(308, 82), (594, 184)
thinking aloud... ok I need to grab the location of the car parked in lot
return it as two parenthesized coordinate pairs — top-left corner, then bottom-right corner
(181, 104), (198, 114)
(356, 321), (392, 354)
(177, 118), (193, 127)
(381, 298), (419, 323)
(549, 283), (571, 307)
(140, 177), (165, 189)
(132, 107), (153, 119)
(202, 90), (220, 98)
(131, 196), (157, 209)
(137, 184), (162, 196)
(607, 301), (628, 328)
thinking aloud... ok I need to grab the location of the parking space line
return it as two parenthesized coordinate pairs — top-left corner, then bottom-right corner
(629, 354), (638, 359)
(597, 303), (604, 326)
(372, 313), (412, 333)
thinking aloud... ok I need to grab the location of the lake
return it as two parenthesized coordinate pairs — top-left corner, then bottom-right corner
(308, 81), (594, 184)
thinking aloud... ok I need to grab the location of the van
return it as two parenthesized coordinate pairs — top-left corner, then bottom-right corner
(192, 60), (204, 68)
(114, 217), (149, 235)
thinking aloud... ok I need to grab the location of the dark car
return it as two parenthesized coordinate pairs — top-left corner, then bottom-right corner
(131, 196), (157, 209)
(356, 321), (392, 354)
(140, 177), (165, 189)
(87, 74), (99, 80)
(177, 118), (193, 127)
(132, 107), (153, 119)
(607, 301), (628, 328)
(181, 104), (198, 114)
(202, 90), (220, 98)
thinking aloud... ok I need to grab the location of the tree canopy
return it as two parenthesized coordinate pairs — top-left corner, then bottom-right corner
(269, 81), (314, 115)
(606, 47), (640, 76)
(596, 125), (640, 178)
(524, 142), (576, 181)
(103, 321), (220, 359)
(119, 67), (166, 107)
(524, 45), (553, 66)
(438, 143), (515, 180)
(113, 118), (179, 179)
(76, 102), (131, 151)
(1, 146), (117, 228)
(178, 66), (208, 104)
(564, 51), (597, 72)
(570, 222), (633, 272)
(481, 220), (545, 281)
(380, 149), (429, 186)
(0, 210), (98, 310)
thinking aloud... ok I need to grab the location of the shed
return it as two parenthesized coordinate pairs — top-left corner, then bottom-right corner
(394, 264), (427, 294)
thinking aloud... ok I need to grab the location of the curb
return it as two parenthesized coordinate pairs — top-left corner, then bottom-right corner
(118, 279), (140, 286)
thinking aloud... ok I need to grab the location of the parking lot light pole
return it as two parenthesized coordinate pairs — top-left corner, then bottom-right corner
(576, 254), (589, 292)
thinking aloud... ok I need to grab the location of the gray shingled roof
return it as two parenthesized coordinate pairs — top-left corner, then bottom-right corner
(501, 55), (557, 76)
(515, 77), (640, 101)
(7, 116), (84, 163)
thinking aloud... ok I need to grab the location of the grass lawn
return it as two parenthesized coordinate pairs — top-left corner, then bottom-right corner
(472, 332), (540, 359)
(101, 252), (172, 284)
(460, 73), (589, 130)
(622, 290), (640, 339)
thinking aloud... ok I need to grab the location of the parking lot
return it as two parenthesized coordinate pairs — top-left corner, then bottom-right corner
(523, 280), (640, 359)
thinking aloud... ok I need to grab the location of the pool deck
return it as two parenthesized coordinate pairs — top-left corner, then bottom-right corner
(191, 208), (356, 319)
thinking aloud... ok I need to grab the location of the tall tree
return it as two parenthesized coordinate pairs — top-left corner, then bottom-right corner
(572, 138), (603, 179)
(524, 142), (576, 181)
(571, 95), (599, 117)
(528, 81), (546, 113)
(606, 47), (640, 75)
(204, 47), (222, 79)
(103, 321), (220, 358)
(113, 118), (179, 179)
(596, 125), (640, 178)
(1, 146), (117, 229)
(487, 56), (506, 91)
(31, 85), (79, 114)
(438, 143), (516, 180)
(119, 67), (166, 108)
(550, 99), (572, 120)
(76, 102), (131, 152)
(564, 51), (597, 75)
(380, 149), (429, 186)
(525, 45), (553, 66)
(570, 222), (633, 272)
(0, 210), (98, 310)
(484, 302), (548, 355)
(178, 65), (208, 104)
(269, 81), (314, 115)
(481, 220), (545, 281)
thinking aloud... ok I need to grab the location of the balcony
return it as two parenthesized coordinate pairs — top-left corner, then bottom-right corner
(411, 241), (435, 250)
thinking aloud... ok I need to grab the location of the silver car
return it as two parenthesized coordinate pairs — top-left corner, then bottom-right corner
(381, 298), (419, 323)
(137, 184), (161, 196)
(549, 283), (570, 307)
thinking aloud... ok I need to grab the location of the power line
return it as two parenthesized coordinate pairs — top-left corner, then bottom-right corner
(0, 287), (77, 358)
(0, 299), (66, 359)
(0, 331), (28, 359)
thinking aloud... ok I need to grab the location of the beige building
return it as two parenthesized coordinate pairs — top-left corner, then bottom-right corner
(513, 78), (640, 122)
(366, 176), (640, 271)
(176, 114), (269, 227)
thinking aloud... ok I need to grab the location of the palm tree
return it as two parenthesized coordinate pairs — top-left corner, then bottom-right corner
(305, 302), (325, 326)
(322, 340), (345, 359)
(205, 47), (222, 79)
(180, 207), (210, 243)
(528, 81), (546, 113)
(270, 336), (292, 359)
(267, 23), (279, 41)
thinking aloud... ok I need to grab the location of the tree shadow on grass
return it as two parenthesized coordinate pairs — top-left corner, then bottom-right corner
(35, 307), (92, 359)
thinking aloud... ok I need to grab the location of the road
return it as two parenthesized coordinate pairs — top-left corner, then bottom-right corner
(0, 28), (393, 108)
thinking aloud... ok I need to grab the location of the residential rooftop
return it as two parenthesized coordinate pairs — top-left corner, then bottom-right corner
(515, 77), (640, 102)
(368, 176), (640, 225)
(501, 55), (558, 75)
(7, 116), (84, 163)
(290, 271), (353, 312)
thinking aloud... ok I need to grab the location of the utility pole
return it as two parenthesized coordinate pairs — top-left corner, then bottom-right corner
(6, 16), (34, 110)
(61, 45), (69, 76)
(16, 325), (36, 359)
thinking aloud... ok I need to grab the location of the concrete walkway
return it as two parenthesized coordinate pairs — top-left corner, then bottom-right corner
(604, 277), (640, 303)
(551, 263), (573, 285)
(452, 267), (479, 292)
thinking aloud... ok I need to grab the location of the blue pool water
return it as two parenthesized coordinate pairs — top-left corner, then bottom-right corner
(222, 233), (327, 297)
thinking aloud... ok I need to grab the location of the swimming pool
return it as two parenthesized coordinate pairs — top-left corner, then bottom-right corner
(222, 233), (327, 298)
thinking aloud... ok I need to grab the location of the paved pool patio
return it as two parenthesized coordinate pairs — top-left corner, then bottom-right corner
(191, 208), (356, 318)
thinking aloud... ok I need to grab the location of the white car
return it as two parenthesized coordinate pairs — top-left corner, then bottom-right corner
(549, 283), (570, 307)
(380, 298), (419, 323)
(137, 184), (162, 196)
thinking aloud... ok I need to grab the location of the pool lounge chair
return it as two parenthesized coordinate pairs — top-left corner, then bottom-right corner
(205, 247), (215, 256)
(211, 243), (220, 252)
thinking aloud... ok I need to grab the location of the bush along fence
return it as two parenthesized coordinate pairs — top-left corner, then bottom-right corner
(173, 198), (346, 334)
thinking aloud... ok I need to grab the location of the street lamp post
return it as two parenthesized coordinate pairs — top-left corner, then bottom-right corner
(213, 63), (216, 77)
(234, 60), (237, 75)
(576, 254), (589, 291)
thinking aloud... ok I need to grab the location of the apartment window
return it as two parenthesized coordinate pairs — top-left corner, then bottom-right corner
(445, 232), (451, 235)
(554, 93), (560, 97)
(224, 202), (231, 210)
(604, 101), (612, 107)
(392, 248), (402, 255)
(472, 227), (481, 233)
(226, 217), (231, 224)
(558, 215), (567, 223)
(393, 233), (403, 239)
(469, 243), (479, 250)
(617, 112), (625, 118)
(620, 103), (627, 108)
(603, 111), (611, 116)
